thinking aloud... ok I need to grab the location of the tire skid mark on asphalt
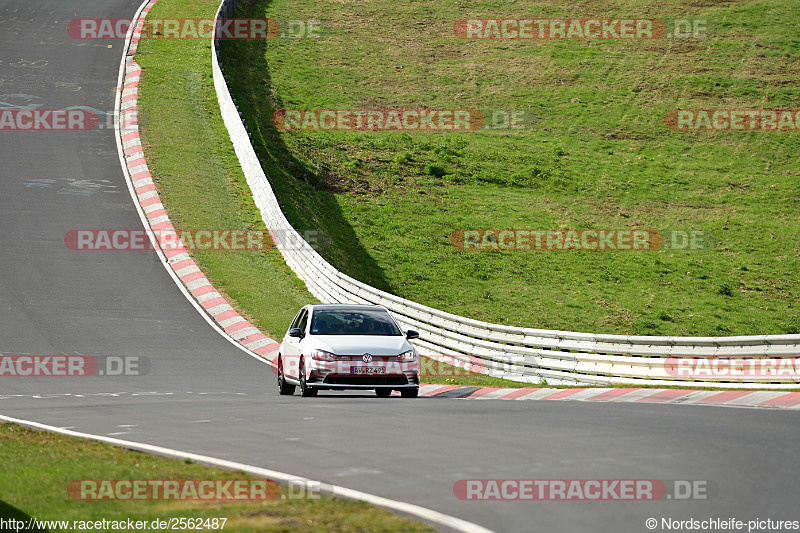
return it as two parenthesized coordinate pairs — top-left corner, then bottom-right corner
(0, 391), (250, 400)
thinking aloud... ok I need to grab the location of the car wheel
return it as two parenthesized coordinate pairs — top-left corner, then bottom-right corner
(300, 364), (317, 397)
(277, 357), (296, 396)
(400, 387), (419, 398)
(375, 388), (392, 398)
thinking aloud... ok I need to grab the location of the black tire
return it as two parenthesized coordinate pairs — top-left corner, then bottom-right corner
(300, 366), (317, 397)
(277, 358), (295, 396)
(375, 388), (392, 398)
(400, 387), (419, 398)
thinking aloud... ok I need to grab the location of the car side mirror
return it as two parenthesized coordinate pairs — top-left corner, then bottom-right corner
(406, 330), (419, 340)
(288, 328), (303, 338)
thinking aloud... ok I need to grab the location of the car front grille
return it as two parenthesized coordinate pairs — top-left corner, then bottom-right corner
(323, 375), (410, 386)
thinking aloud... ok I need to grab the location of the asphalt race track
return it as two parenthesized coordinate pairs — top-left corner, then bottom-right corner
(1, 1), (799, 532)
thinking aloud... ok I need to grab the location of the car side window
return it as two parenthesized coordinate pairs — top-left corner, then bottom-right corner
(290, 309), (305, 330)
(297, 310), (309, 335)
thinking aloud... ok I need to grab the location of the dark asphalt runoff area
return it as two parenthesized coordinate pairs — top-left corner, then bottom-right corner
(1, 1), (798, 532)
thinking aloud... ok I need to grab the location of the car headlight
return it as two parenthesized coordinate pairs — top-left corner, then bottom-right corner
(397, 350), (416, 362)
(310, 349), (336, 361)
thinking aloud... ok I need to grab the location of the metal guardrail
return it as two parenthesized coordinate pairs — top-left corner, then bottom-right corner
(211, 0), (800, 388)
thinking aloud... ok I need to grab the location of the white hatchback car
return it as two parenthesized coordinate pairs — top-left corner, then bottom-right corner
(277, 304), (420, 398)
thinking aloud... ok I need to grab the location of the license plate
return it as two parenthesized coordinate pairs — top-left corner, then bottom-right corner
(350, 366), (386, 375)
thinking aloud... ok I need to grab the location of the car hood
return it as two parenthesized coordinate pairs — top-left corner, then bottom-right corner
(311, 335), (411, 356)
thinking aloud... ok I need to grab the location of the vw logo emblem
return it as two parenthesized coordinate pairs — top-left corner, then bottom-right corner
(362, 354), (373, 363)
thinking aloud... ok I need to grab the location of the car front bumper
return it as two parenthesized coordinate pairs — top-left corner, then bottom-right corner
(305, 358), (420, 389)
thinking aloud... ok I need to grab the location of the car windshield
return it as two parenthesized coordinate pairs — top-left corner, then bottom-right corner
(310, 309), (402, 336)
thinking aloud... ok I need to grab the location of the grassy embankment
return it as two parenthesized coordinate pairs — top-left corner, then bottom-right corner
(222, 0), (799, 337)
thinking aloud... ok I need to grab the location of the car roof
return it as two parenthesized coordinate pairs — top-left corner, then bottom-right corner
(308, 304), (388, 312)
